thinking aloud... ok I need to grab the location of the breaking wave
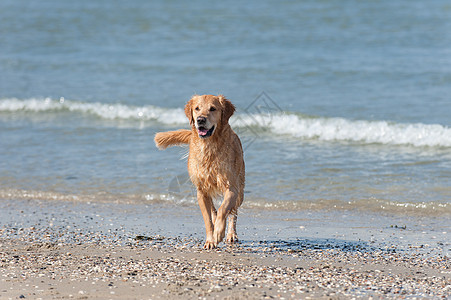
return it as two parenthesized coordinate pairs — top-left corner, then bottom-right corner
(1, 97), (450, 148)
(234, 113), (451, 148)
(0, 97), (187, 125)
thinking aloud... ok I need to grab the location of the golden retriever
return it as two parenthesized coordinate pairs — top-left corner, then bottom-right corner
(154, 95), (245, 249)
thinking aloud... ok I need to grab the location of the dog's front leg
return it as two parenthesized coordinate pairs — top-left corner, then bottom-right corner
(197, 190), (216, 249)
(213, 189), (238, 246)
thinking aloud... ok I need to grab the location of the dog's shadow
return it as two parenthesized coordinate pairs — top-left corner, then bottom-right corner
(232, 237), (385, 254)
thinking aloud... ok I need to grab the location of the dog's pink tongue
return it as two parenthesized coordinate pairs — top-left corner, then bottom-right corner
(198, 128), (208, 136)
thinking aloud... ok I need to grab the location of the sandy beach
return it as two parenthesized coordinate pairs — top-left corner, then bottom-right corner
(1, 239), (450, 299)
(1, 197), (450, 299)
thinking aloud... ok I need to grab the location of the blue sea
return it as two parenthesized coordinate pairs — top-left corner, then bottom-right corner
(1, 0), (450, 244)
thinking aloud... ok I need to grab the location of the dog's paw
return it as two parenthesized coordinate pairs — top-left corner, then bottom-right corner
(203, 240), (217, 250)
(226, 233), (239, 244)
(213, 220), (226, 245)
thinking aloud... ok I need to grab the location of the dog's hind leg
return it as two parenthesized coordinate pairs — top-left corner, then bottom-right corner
(210, 202), (217, 225)
(226, 209), (238, 243)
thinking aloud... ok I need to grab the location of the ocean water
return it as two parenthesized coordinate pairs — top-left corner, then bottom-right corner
(1, 0), (450, 221)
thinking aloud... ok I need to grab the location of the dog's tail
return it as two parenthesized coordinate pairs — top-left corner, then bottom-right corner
(154, 129), (192, 149)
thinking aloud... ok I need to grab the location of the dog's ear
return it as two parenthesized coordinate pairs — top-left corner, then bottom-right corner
(185, 96), (195, 126)
(219, 95), (235, 126)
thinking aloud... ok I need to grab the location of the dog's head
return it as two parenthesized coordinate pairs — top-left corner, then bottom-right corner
(185, 95), (235, 139)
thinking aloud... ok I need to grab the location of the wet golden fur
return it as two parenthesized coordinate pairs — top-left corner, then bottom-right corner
(155, 95), (245, 249)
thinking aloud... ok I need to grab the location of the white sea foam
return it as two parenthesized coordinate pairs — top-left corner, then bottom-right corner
(235, 113), (451, 148)
(1, 188), (449, 216)
(1, 98), (450, 148)
(0, 97), (187, 125)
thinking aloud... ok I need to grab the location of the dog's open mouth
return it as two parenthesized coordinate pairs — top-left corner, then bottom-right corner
(197, 126), (215, 138)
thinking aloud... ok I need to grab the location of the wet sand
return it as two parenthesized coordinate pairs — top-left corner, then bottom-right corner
(0, 198), (450, 299)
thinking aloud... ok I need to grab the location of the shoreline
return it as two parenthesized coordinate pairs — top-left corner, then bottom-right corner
(0, 198), (450, 299)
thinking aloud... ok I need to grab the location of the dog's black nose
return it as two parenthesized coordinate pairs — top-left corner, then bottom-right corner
(197, 116), (206, 125)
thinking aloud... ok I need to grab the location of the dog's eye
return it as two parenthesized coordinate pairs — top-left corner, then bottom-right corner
(195, 107), (200, 111)
(209, 107), (216, 112)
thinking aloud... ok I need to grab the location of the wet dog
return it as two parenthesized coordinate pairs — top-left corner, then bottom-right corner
(155, 95), (245, 249)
